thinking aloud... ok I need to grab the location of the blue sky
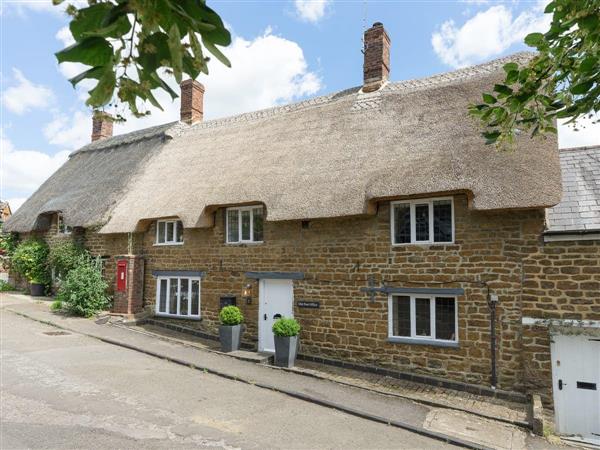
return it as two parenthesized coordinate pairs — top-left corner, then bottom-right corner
(1, 0), (598, 211)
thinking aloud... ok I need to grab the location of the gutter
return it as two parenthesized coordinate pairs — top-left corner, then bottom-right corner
(543, 228), (600, 242)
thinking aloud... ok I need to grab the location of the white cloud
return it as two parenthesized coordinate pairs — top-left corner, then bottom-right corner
(43, 110), (91, 150)
(432, 3), (551, 68)
(2, 68), (55, 115)
(0, 129), (69, 198)
(294, 0), (330, 23)
(0, 0), (84, 17)
(558, 115), (600, 149)
(112, 29), (322, 135)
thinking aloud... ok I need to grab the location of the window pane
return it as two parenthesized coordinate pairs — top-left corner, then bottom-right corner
(415, 204), (429, 241)
(241, 210), (251, 241)
(180, 278), (189, 316)
(227, 210), (239, 242)
(158, 222), (165, 243)
(176, 221), (184, 242)
(393, 204), (411, 244)
(415, 298), (431, 336)
(166, 222), (175, 242)
(435, 297), (456, 341)
(253, 208), (263, 242)
(392, 296), (411, 337)
(169, 278), (178, 314)
(433, 200), (452, 242)
(191, 280), (200, 315)
(159, 279), (168, 313)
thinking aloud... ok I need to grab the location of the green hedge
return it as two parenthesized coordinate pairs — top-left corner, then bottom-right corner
(11, 239), (50, 285)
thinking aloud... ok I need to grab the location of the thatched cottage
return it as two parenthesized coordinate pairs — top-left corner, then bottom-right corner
(5, 23), (599, 439)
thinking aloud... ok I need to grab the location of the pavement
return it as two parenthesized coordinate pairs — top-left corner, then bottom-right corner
(1, 292), (572, 450)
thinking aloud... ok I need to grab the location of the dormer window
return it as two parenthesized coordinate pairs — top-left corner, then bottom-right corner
(391, 197), (454, 245)
(226, 206), (263, 244)
(57, 213), (72, 235)
(156, 220), (184, 245)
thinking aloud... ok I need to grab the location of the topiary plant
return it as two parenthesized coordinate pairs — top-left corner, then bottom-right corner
(219, 305), (243, 326)
(56, 254), (110, 318)
(272, 317), (301, 337)
(11, 238), (50, 285)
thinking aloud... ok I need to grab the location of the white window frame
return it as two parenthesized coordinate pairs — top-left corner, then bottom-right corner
(387, 294), (458, 344)
(155, 219), (184, 246)
(57, 213), (72, 235)
(225, 206), (264, 244)
(390, 197), (454, 245)
(155, 276), (201, 319)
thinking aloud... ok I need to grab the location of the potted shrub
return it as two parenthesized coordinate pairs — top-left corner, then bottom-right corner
(11, 239), (50, 296)
(218, 306), (244, 352)
(272, 317), (301, 368)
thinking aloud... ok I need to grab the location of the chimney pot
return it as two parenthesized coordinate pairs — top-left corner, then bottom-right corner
(91, 113), (113, 142)
(363, 22), (391, 92)
(180, 79), (205, 125)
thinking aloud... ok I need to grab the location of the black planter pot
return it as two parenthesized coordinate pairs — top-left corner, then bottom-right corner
(274, 335), (299, 368)
(219, 324), (243, 352)
(30, 283), (45, 297)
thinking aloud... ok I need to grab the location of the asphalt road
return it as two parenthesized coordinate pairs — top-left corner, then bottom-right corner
(0, 308), (455, 449)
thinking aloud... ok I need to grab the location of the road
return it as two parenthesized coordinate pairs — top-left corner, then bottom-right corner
(0, 307), (454, 449)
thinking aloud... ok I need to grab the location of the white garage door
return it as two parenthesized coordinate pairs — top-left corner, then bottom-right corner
(551, 333), (600, 444)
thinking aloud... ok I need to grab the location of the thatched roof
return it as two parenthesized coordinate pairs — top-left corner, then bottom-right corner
(546, 145), (600, 232)
(101, 52), (561, 234)
(6, 52), (562, 235)
(3, 123), (175, 233)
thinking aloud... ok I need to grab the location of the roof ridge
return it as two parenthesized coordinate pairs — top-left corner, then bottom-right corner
(559, 145), (600, 153)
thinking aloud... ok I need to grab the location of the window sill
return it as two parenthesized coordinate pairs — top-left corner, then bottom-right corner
(225, 241), (264, 246)
(387, 337), (459, 348)
(154, 313), (201, 321)
(391, 242), (455, 247)
(153, 242), (184, 247)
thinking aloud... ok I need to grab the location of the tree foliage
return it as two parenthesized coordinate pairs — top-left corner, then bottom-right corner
(54, 0), (231, 120)
(471, 0), (599, 147)
(11, 239), (51, 285)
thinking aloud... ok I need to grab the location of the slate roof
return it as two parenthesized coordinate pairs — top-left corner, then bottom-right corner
(546, 145), (600, 233)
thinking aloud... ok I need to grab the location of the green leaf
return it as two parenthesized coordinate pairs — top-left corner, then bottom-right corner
(202, 38), (231, 67)
(578, 14), (599, 31)
(56, 37), (113, 67)
(570, 81), (594, 95)
(543, 1), (555, 13)
(482, 93), (497, 104)
(167, 24), (183, 83)
(68, 66), (105, 87)
(524, 32), (544, 48)
(579, 57), (598, 73)
(482, 131), (501, 144)
(86, 69), (116, 107)
(493, 84), (513, 96)
(505, 70), (519, 84)
(503, 62), (518, 73)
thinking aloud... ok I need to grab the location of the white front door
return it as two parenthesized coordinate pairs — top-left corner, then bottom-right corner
(258, 279), (294, 353)
(551, 333), (600, 442)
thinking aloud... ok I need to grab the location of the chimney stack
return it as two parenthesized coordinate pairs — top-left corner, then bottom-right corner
(91, 112), (113, 141)
(180, 79), (205, 125)
(363, 22), (391, 93)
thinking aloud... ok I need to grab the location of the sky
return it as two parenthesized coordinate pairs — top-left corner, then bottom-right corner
(1, 0), (598, 212)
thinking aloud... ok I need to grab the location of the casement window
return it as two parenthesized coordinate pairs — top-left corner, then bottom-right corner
(156, 220), (184, 245)
(57, 213), (72, 235)
(391, 197), (454, 245)
(155, 276), (201, 318)
(388, 294), (458, 344)
(226, 206), (264, 243)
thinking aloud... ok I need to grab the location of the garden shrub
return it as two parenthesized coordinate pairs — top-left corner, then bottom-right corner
(272, 317), (301, 337)
(50, 300), (63, 311)
(0, 280), (15, 292)
(49, 241), (87, 279)
(11, 239), (50, 285)
(56, 254), (110, 318)
(219, 305), (244, 325)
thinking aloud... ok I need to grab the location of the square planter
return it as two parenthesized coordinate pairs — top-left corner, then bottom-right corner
(30, 283), (45, 297)
(219, 324), (243, 352)
(274, 335), (299, 368)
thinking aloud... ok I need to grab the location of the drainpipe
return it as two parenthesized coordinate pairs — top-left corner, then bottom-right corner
(488, 286), (499, 389)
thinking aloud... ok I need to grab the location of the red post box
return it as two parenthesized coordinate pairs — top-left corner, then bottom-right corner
(116, 260), (127, 292)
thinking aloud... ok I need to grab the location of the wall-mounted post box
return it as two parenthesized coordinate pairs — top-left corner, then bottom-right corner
(116, 260), (128, 292)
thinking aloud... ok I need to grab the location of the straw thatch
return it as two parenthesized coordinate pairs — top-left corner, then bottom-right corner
(100, 52), (561, 234)
(4, 123), (175, 233)
(6, 52), (562, 235)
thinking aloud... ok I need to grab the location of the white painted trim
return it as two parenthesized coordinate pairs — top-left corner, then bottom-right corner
(155, 275), (201, 319)
(544, 233), (600, 242)
(522, 317), (600, 328)
(388, 293), (458, 344)
(390, 197), (454, 245)
(155, 219), (184, 245)
(225, 205), (264, 244)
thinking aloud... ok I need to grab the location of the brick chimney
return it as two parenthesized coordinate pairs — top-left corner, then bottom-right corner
(180, 79), (205, 125)
(91, 112), (113, 141)
(363, 22), (391, 93)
